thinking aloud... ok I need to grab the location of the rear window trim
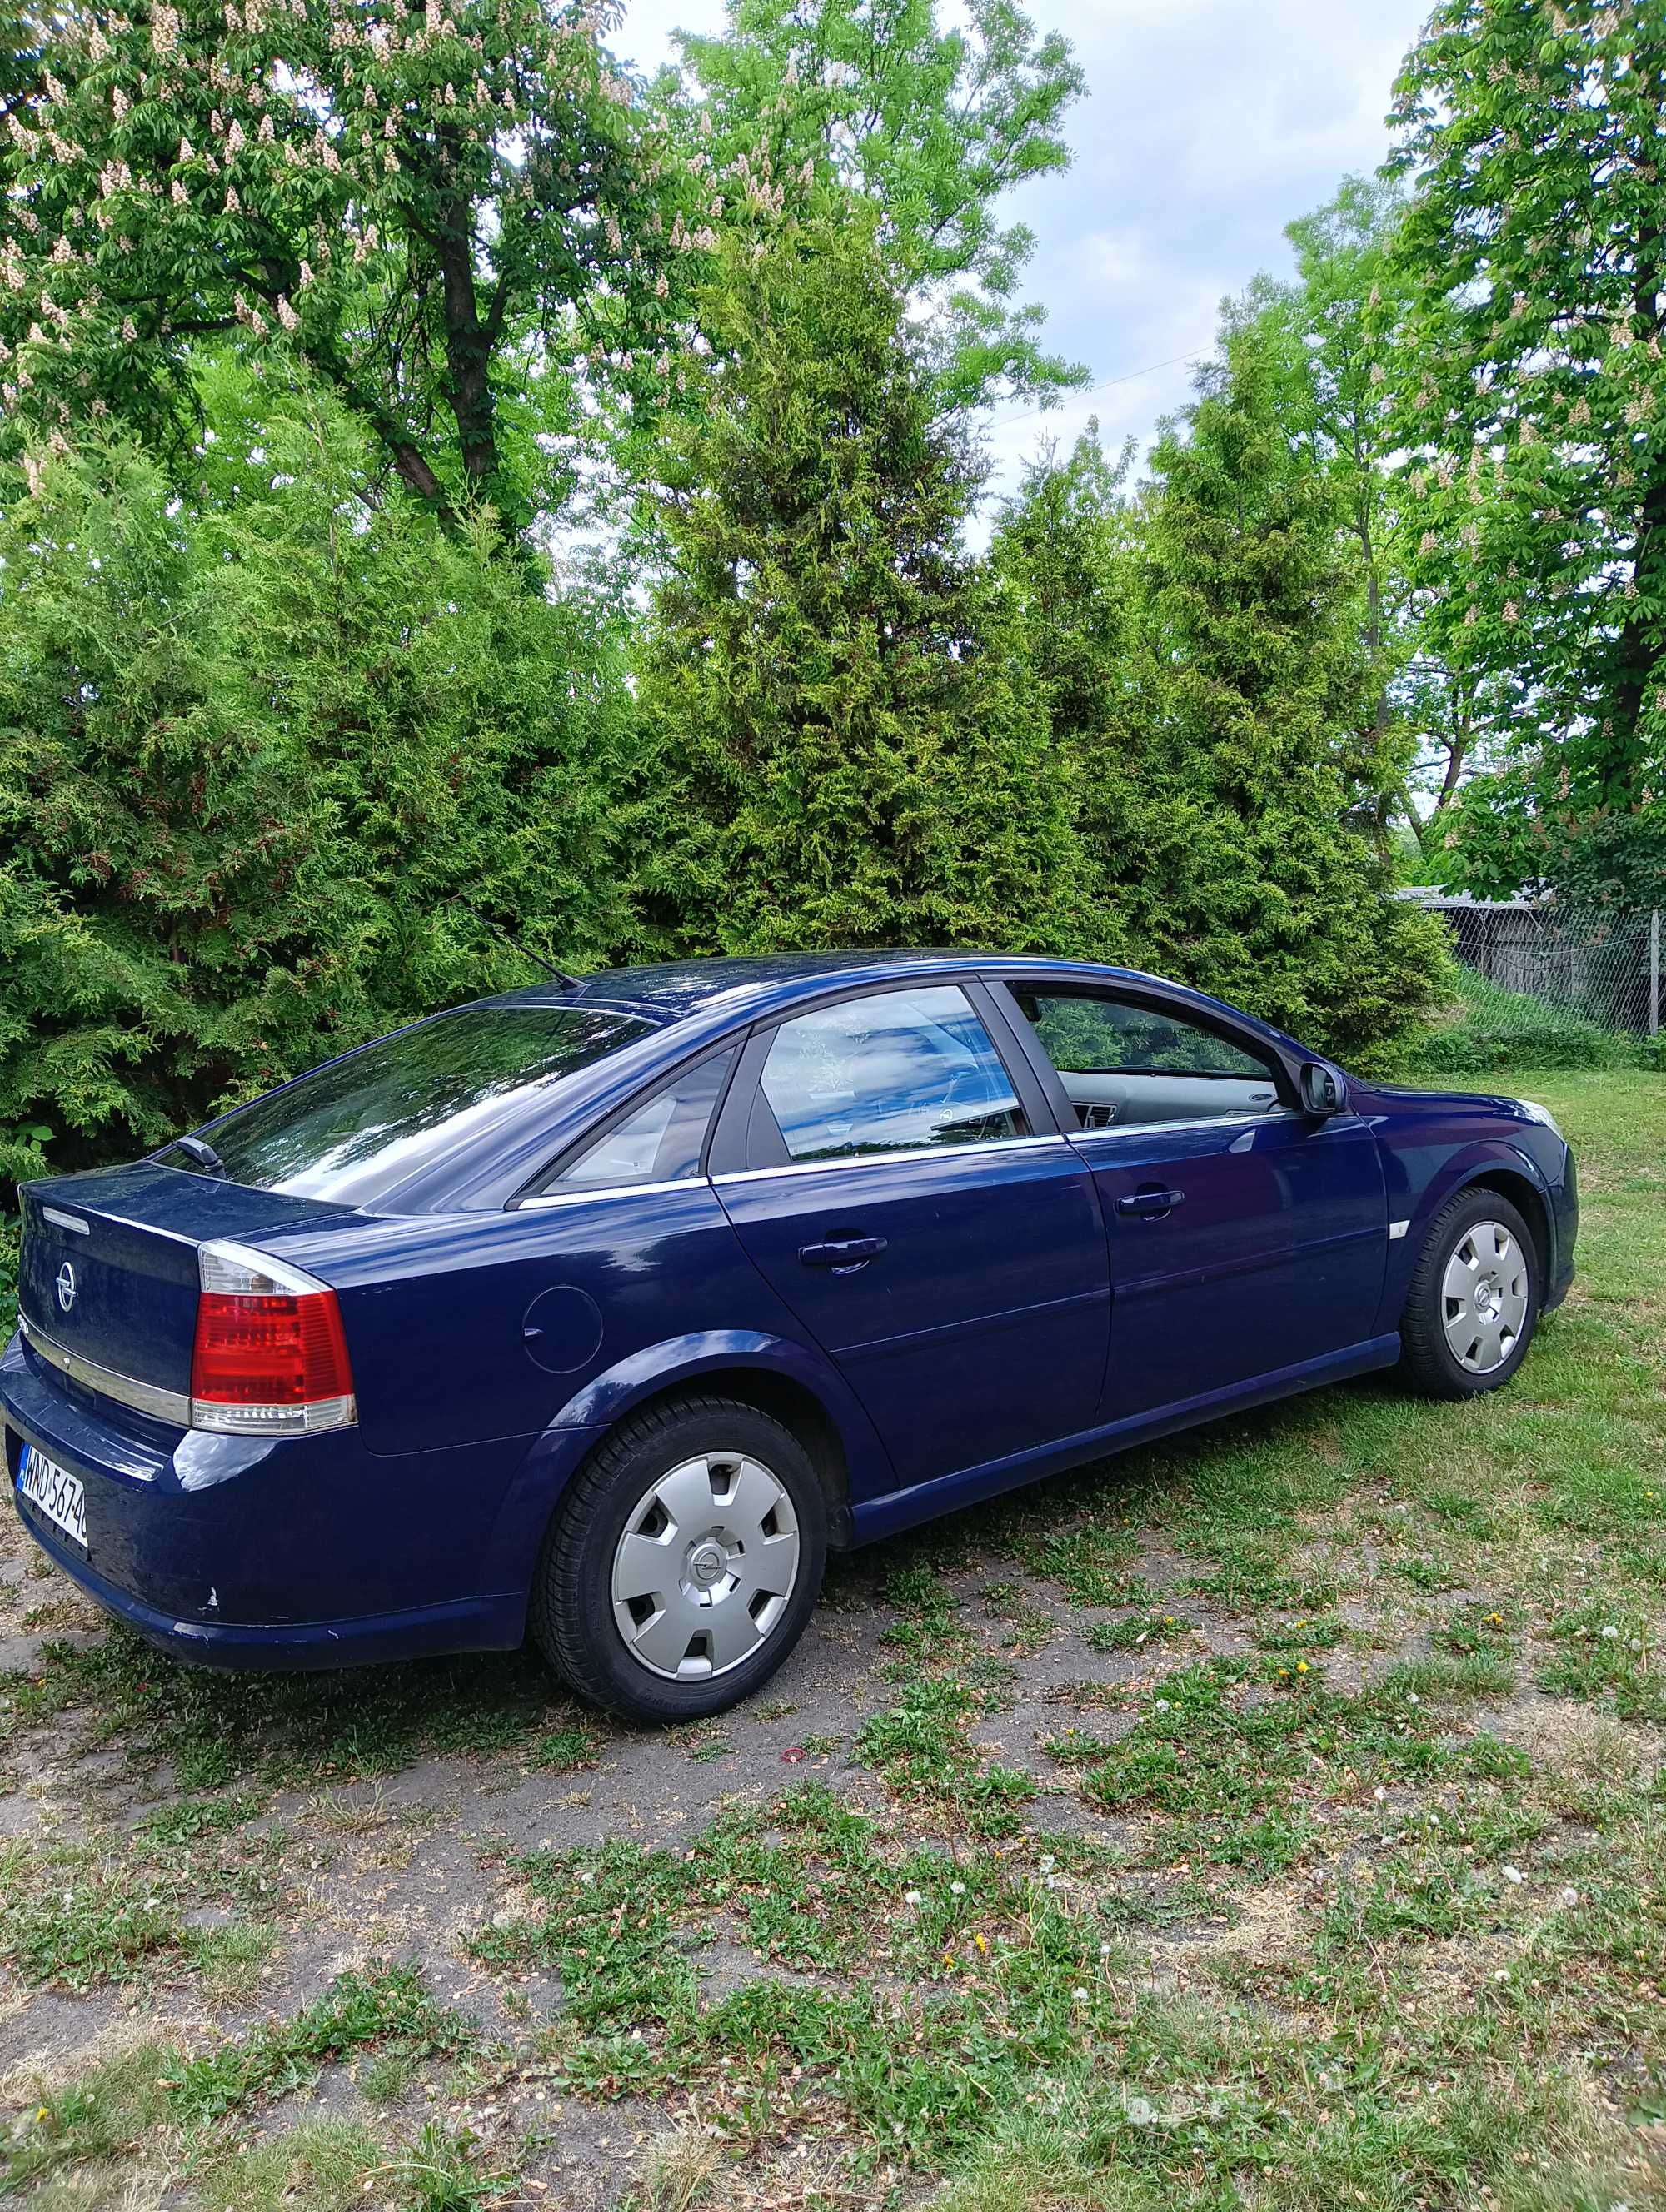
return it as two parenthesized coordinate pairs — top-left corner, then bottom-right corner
(506, 1039), (745, 1210)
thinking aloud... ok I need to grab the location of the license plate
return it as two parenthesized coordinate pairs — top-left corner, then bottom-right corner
(17, 1445), (87, 1550)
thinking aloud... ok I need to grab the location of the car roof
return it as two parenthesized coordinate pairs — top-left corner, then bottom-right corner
(492, 950), (1180, 1026)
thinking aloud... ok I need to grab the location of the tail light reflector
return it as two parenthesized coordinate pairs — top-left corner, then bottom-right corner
(192, 1241), (357, 1434)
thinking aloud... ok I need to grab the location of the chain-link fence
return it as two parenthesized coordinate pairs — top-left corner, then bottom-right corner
(1400, 890), (1662, 1038)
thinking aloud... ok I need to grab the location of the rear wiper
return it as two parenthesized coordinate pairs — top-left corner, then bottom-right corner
(174, 1134), (231, 1178)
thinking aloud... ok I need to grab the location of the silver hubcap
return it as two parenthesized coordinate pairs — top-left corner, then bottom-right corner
(1441, 1218), (1529, 1374)
(611, 1452), (801, 1681)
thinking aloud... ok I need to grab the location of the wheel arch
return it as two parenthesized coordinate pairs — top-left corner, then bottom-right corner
(1379, 1143), (1557, 1343)
(1449, 1155), (1554, 1284)
(601, 1367), (854, 1544)
(546, 1331), (886, 1547)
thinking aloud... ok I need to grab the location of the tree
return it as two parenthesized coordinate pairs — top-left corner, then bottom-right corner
(1240, 183), (1404, 643)
(990, 425), (1133, 760)
(633, 200), (1091, 958)
(1387, 0), (1666, 816)
(1109, 338), (1449, 1057)
(0, 364), (639, 1184)
(1229, 174), (1511, 867)
(989, 423), (1139, 956)
(1, 0), (700, 541)
(667, 0), (1085, 411)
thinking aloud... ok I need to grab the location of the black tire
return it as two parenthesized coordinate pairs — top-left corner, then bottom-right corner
(1399, 1188), (1539, 1400)
(530, 1394), (828, 1722)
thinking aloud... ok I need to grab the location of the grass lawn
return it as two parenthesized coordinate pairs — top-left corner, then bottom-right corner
(0, 1067), (1663, 2210)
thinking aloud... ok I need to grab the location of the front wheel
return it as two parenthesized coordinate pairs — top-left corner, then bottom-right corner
(530, 1395), (828, 1722)
(1399, 1189), (1539, 1399)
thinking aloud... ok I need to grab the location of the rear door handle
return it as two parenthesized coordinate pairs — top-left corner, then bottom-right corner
(799, 1235), (888, 1272)
(1115, 1188), (1185, 1219)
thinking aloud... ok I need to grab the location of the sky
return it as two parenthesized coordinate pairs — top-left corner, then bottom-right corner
(610, 0), (1434, 510)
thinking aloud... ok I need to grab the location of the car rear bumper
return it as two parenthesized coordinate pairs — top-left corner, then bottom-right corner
(2, 1330), (596, 1671)
(7, 1498), (525, 1669)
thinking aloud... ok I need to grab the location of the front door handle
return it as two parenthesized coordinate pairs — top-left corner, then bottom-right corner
(1115, 1187), (1185, 1220)
(799, 1234), (889, 1272)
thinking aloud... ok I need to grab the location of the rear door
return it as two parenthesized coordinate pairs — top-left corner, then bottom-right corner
(993, 983), (1386, 1421)
(710, 980), (1110, 1490)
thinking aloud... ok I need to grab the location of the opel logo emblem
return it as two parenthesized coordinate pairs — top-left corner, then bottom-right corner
(55, 1262), (77, 1314)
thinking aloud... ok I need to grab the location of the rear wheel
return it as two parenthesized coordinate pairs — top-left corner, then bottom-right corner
(1399, 1189), (1539, 1399)
(531, 1395), (828, 1721)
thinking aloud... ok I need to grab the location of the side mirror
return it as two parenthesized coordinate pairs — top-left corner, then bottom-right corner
(1299, 1062), (1346, 1117)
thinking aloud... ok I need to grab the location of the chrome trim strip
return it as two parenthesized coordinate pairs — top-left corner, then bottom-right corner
(18, 1315), (192, 1426)
(1070, 1112), (1288, 1142)
(41, 1207), (90, 1236)
(198, 1238), (331, 1297)
(711, 1133), (1068, 1187)
(514, 1175), (710, 1213)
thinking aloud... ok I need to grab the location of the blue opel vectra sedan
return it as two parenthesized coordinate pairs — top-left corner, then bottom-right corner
(3, 953), (1577, 1721)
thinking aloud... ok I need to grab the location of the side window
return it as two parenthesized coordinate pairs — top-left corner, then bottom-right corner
(545, 1049), (735, 1193)
(757, 986), (1029, 1163)
(1010, 990), (1284, 1131)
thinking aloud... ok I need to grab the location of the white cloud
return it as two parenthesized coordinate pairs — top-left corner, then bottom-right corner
(611, 0), (725, 77)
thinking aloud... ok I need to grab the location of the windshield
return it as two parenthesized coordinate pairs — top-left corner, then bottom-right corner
(156, 1005), (652, 1205)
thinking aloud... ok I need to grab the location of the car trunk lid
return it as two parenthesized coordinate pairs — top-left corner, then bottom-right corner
(17, 1166), (357, 1414)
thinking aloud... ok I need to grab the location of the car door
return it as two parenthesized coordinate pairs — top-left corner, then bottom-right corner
(991, 982), (1387, 1422)
(710, 980), (1110, 1491)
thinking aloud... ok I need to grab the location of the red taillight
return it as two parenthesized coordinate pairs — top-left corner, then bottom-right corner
(191, 1242), (357, 1435)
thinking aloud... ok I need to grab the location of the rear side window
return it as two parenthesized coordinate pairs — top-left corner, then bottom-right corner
(538, 1049), (736, 1195)
(161, 1006), (653, 1206)
(757, 986), (1028, 1163)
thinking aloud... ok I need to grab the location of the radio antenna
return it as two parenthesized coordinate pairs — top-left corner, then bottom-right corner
(449, 899), (581, 988)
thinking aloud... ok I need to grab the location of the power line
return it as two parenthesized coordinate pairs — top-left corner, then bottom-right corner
(985, 344), (1215, 433)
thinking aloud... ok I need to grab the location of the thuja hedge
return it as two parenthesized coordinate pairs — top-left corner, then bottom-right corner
(2, 337), (1445, 1202)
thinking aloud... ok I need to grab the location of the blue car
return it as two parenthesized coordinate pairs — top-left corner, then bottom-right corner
(3, 953), (1576, 1720)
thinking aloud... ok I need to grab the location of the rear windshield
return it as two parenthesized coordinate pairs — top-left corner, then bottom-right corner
(157, 1005), (652, 1205)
